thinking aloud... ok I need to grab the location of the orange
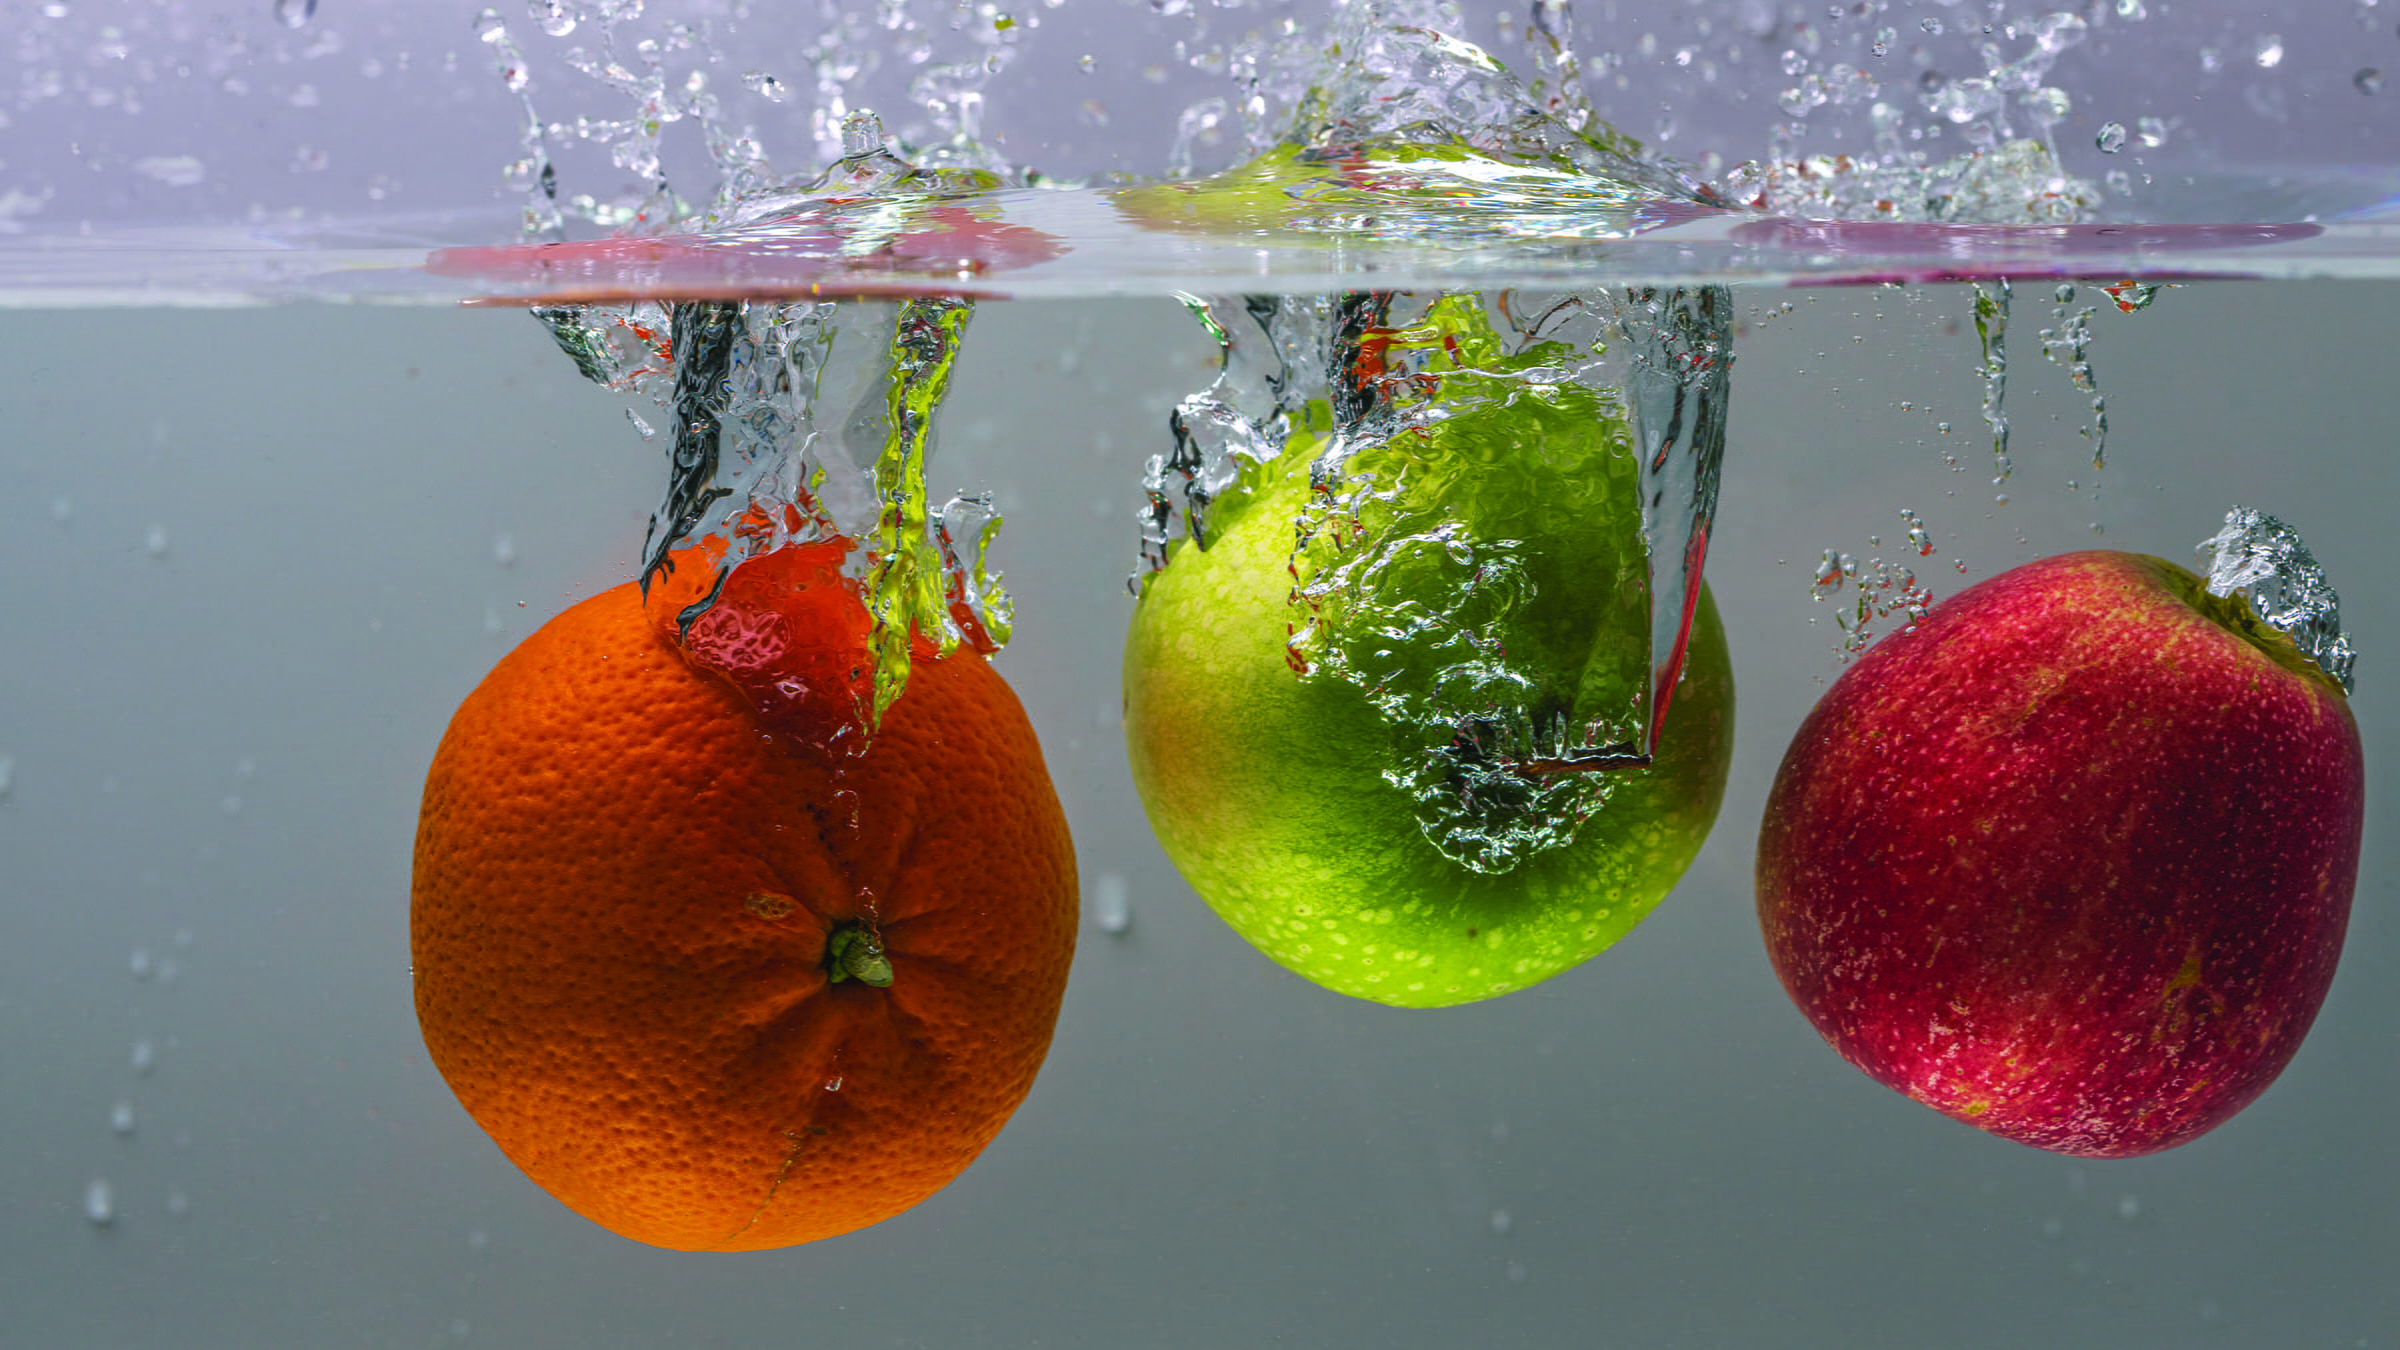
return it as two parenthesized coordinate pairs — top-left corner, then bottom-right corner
(410, 539), (1077, 1251)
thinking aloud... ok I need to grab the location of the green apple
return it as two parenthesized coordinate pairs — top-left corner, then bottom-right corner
(1123, 296), (1734, 1008)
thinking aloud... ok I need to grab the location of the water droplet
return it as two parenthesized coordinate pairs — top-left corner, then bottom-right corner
(109, 1101), (135, 1135)
(144, 525), (169, 557)
(84, 1178), (115, 1225)
(1920, 16), (1943, 34)
(743, 71), (791, 102)
(527, 0), (575, 37)
(1936, 421), (1952, 434)
(472, 9), (507, 44)
(1872, 27), (1894, 57)
(131, 1039), (156, 1074)
(625, 408), (655, 440)
(2357, 67), (2384, 94)
(1078, 54), (1095, 73)
(2095, 121), (2127, 153)
(1093, 872), (1132, 935)
(839, 109), (887, 159)
(2255, 34), (2283, 68)
(275, 0), (317, 29)
(1489, 1208), (1513, 1234)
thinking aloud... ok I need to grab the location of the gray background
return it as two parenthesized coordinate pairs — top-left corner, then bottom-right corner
(1, 280), (2393, 1347)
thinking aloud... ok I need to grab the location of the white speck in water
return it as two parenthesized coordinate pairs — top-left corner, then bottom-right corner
(144, 525), (169, 557)
(2255, 35), (2283, 68)
(134, 156), (206, 187)
(493, 532), (517, 567)
(166, 1186), (189, 1217)
(84, 1178), (115, 1225)
(1489, 1208), (1513, 1235)
(131, 1039), (156, 1074)
(2117, 1194), (2140, 1220)
(220, 793), (242, 817)
(2137, 116), (2170, 149)
(2095, 122), (2127, 153)
(129, 948), (154, 980)
(1078, 54), (1096, 73)
(275, 0), (317, 29)
(2358, 68), (2384, 95)
(109, 1101), (135, 1135)
(1094, 872), (1132, 935)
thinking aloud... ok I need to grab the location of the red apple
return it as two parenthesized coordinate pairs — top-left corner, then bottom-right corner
(1756, 549), (2364, 1157)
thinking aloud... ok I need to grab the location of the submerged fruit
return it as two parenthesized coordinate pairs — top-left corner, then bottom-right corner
(1757, 549), (2364, 1157)
(411, 541), (1076, 1250)
(1125, 296), (1734, 1008)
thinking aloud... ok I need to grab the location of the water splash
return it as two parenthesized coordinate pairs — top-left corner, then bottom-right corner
(1114, 7), (1720, 247)
(2197, 508), (2356, 693)
(1972, 280), (2012, 488)
(1126, 9), (1730, 873)
(2038, 282), (2108, 476)
(1148, 284), (1727, 874)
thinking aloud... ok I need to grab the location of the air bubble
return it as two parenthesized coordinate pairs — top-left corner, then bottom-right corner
(493, 532), (518, 567)
(109, 1101), (135, 1135)
(2095, 122), (2127, 153)
(743, 71), (792, 102)
(275, 0), (317, 29)
(145, 525), (169, 557)
(2358, 68), (2384, 94)
(1489, 1208), (1513, 1234)
(130, 949), (154, 980)
(1093, 872), (1132, 935)
(131, 1039), (156, 1074)
(2255, 35), (2283, 68)
(84, 1178), (115, 1225)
